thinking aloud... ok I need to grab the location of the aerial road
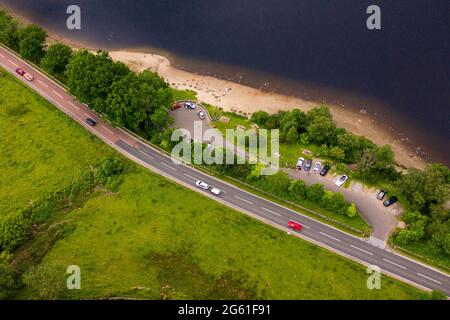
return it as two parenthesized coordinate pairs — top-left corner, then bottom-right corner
(0, 44), (448, 296)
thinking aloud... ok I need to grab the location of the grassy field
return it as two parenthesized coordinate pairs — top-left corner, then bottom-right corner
(1, 69), (425, 299)
(18, 170), (423, 299)
(0, 69), (114, 215)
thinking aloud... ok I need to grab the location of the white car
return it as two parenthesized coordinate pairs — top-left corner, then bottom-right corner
(185, 102), (196, 109)
(210, 187), (221, 195)
(335, 175), (348, 187)
(24, 73), (34, 81)
(296, 157), (305, 170)
(198, 110), (206, 119)
(195, 180), (209, 190)
(313, 161), (322, 174)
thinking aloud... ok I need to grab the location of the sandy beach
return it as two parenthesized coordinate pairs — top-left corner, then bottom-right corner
(107, 50), (425, 169)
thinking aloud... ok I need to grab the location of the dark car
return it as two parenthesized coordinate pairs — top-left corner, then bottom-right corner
(304, 159), (312, 171)
(319, 165), (330, 176)
(377, 189), (387, 200)
(383, 196), (398, 207)
(85, 118), (96, 126)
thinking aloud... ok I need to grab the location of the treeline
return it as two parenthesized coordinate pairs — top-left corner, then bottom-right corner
(392, 164), (449, 256)
(251, 106), (397, 182)
(0, 10), (173, 139)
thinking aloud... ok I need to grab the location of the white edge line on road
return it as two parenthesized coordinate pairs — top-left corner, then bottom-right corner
(350, 244), (374, 256)
(417, 273), (442, 284)
(261, 206), (281, 217)
(160, 162), (177, 171)
(319, 231), (342, 242)
(234, 195), (253, 205)
(383, 258), (407, 270)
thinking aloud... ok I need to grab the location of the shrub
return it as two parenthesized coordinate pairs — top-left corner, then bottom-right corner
(306, 184), (325, 203)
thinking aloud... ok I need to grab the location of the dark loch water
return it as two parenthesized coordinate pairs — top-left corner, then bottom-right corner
(2, 0), (449, 165)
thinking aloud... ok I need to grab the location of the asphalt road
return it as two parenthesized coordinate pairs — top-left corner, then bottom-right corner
(0, 44), (448, 296)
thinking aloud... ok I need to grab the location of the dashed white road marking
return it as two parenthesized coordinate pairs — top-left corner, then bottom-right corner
(139, 150), (154, 159)
(37, 79), (48, 87)
(160, 162), (177, 171)
(234, 195), (253, 205)
(383, 258), (407, 270)
(0, 53), (4, 58)
(84, 113), (91, 118)
(101, 125), (115, 136)
(261, 206), (281, 216)
(350, 245), (374, 256)
(319, 231), (341, 242)
(68, 102), (80, 110)
(52, 90), (63, 99)
(8, 59), (18, 67)
(416, 273), (442, 284)
(183, 173), (197, 180)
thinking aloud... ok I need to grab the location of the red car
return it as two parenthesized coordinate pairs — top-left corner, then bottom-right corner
(15, 68), (26, 76)
(288, 220), (302, 231)
(171, 102), (182, 110)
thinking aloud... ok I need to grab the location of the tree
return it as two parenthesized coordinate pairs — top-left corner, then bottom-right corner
(40, 43), (73, 81)
(17, 24), (47, 63)
(151, 108), (172, 131)
(300, 133), (310, 145)
(250, 111), (269, 126)
(307, 116), (336, 145)
(66, 50), (130, 112)
(329, 146), (345, 162)
(288, 180), (307, 201)
(306, 183), (325, 203)
(306, 105), (333, 123)
(0, 10), (19, 51)
(286, 126), (299, 144)
(347, 203), (357, 218)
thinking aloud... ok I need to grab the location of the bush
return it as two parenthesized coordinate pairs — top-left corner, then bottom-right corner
(96, 157), (124, 185)
(0, 211), (29, 251)
(288, 180), (307, 201)
(306, 184), (325, 203)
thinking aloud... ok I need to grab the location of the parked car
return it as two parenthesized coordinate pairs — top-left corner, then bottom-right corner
(198, 110), (206, 119)
(195, 180), (209, 190)
(319, 165), (330, 176)
(85, 118), (96, 126)
(377, 189), (387, 200)
(304, 159), (312, 171)
(210, 187), (221, 195)
(287, 220), (302, 232)
(184, 101), (196, 109)
(171, 102), (182, 110)
(296, 157), (305, 170)
(313, 161), (322, 174)
(335, 175), (348, 187)
(383, 196), (398, 207)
